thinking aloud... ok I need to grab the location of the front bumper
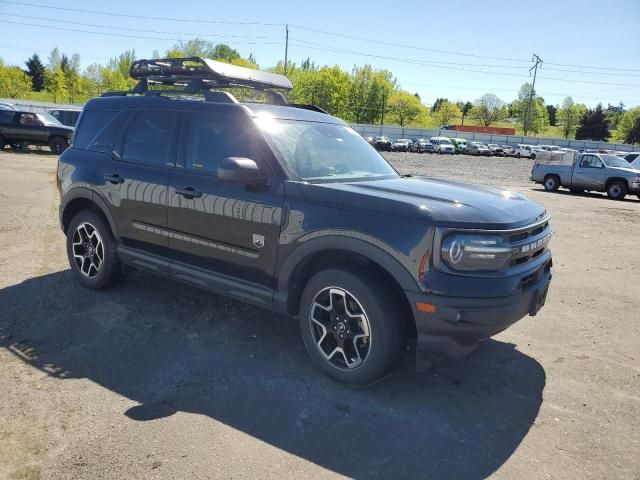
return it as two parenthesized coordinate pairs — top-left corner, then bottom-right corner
(631, 181), (640, 193)
(406, 257), (552, 369)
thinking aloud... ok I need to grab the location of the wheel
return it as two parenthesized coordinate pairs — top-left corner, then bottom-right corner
(299, 268), (406, 386)
(0, 135), (5, 151)
(607, 181), (627, 200)
(13, 141), (29, 152)
(544, 175), (560, 192)
(49, 136), (68, 155)
(66, 209), (125, 289)
(517, 152), (521, 158)
(531, 153), (536, 160)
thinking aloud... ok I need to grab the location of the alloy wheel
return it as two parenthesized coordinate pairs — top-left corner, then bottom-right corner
(71, 222), (104, 278)
(308, 287), (372, 370)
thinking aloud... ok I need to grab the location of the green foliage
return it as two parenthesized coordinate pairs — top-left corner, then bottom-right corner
(108, 50), (136, 79)
(459, 101), (473, 125)
(346, 65), (395, 124)
(616, 107), (640, 143)
(557, 97), (586, 139)
(387, 90), (425, 126)
(0, 64), (32, 98)
(625, 115), (640, 144)
(470, 93), (506, 127)
(433, 100), (461, 126)
(25, 54), (46, 91)
(513, 84), (548, 135)
(48, 65), (68, 103)
(575, 103), (609, 141)
(546, 104), (557, 126)
(289, 66), (350, 118)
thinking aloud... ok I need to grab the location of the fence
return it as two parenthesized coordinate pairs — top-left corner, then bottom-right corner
(351, 124), (637, 152)
(3, 98), (636, 151)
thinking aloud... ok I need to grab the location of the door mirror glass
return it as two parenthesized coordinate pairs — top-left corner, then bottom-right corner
(218, 157), (263, 184)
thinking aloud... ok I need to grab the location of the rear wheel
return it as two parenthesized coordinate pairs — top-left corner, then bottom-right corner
(544, 175), (560, 192)
(0, 135), (5, 151)
(49, 136), (68, 155)
(66, 210), (125, 289)
(517, 152), (521, 158)
(299, 268), (406, 386)
(607, 181), (627, 200)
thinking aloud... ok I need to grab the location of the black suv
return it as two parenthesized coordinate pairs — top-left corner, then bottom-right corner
(0, 110), (73, 154)
(58, 58), (553, 386)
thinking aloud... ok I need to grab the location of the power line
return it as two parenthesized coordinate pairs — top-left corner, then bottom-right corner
(0, 0), (285, 26)
(545, 61), (640, 73)
(0, 13), (279, 40)
(0, 20), (283, 45)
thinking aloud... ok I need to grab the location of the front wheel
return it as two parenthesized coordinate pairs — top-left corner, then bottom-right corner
(49, 136), (68, 155)
(544, 175), (560, 192)
(517, 153), (521, 158)
(299, 268), (406, 386)
(607, 181), (627, 200)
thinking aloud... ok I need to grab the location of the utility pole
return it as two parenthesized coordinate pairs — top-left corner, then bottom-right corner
(380, 90), (386, 125)
(283, 24), (289, 76)
(523, 53), (543, 137)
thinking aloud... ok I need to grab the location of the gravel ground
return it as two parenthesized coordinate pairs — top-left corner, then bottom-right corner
(1, 151), (639, 480)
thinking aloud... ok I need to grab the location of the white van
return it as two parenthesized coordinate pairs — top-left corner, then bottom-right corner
(430, 137), (455, 154)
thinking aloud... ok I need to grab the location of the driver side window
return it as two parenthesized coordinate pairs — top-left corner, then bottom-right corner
(19, 113), (40, 126)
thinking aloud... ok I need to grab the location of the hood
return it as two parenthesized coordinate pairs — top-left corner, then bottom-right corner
(299, 176), (546, 229)
(50, 125), (74, 135)
(609, 166), (640, 175)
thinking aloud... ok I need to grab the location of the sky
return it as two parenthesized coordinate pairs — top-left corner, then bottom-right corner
(1, 0), (639, 108)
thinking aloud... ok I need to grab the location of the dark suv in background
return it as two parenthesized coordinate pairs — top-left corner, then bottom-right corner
(0, 110), (73, 153)
(58, 58), (553, 386)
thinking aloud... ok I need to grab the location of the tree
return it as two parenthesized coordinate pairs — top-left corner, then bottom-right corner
(346, 65), (395, 124)
(431, 97), (448, 113)
(433, 100), (461, 126)
(0, 63), (32, 98)
(108, 50), (135, 79)
(460, 101), (473, 125)
(470, 93), (506, 127)
(617, 107), (640, 143)
(557, 96), (586, 139)
(546, 104), (557, 126)
(24, 54), (46, 91)
(49, 65), (68, 103)
(575, 103), (609, 141)
(625, 115), (640, 144)
(387, 90), (424, 126)
(289, 66), (350, 118)
(513, 83), (548, 135)
(605, 102), (625, 130)
(47, 47), (61, 72)
(213, 44), (241, 63)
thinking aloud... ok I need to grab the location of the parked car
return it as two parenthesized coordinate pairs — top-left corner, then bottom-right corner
(0, 102), (18, 111)
(561, 147), (578, 154)
(515, 145), (536, 159)
(392, 138), (412, 152)
(450, 138), (467, 154)
(439, 124), (454, 130)
(409, 138), (433, 153)
(0, 110), (73, 154)
(487, 144), (505, 156)
(465, 141), (492, 156)
(48, 108), (82, 127)
(539, 145), (562, 152)
(373, 136), (392, 151)
(624, 152), (640, 163)
(632, 157), (640, 170)
(501, 145), (515, 156)
(531, 152), (640, 200)
(57, 56), (553, 386)
(430, 136), (455, 154)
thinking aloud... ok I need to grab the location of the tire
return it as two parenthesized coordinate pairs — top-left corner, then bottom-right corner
(49, 136), (68, 155)
(531, 153), (536, 160)
(544, 175), (560, 192)
(299, 268), (406, 386)
(606, 180), (627, 200)
(66, 209), (125, 289)
(0, 135), (5, 151)
(517, 153), (521, 158)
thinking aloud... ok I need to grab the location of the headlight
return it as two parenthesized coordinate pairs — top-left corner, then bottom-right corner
(441, 234), (513, 271)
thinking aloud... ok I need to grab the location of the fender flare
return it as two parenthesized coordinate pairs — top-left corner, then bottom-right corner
(60, 187), (120, 241)
(276, 234), (419, 311)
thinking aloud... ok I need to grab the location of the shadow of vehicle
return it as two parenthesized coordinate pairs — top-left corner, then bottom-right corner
(529, 186), (640, 203)
(0, 270), (545, 479)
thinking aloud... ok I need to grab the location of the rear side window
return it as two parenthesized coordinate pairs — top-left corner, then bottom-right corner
(122, 110), (177, 166)
(73, 110), (119, 150)
(0, 111), (15, 124)
(185, 111), (260, 174)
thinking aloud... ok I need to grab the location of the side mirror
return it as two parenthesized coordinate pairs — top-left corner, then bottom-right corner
(218, 157), (264, 184)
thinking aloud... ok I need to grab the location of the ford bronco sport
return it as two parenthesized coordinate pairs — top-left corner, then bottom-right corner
(58, 58), (553, 386)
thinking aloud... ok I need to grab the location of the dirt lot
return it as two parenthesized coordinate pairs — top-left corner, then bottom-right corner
(1, 151), (639, 479)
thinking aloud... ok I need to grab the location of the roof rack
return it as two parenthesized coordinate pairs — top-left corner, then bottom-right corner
(100, 57), (329, 114)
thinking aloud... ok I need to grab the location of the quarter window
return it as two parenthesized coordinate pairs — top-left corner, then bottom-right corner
(19, 113), (40, 126)
(185, 111), (260, 174)
(122, 110), (177, 166)
(73, 110), (119, 150)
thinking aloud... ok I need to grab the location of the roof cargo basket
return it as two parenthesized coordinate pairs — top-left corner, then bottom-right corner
(129, 57), (292, 91)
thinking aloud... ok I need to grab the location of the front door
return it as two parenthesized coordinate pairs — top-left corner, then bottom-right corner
(572, 155), (605, 189)
(167, 109), (284, 288)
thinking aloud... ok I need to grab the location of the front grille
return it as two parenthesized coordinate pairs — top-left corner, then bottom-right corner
(505, 217), (552, 267)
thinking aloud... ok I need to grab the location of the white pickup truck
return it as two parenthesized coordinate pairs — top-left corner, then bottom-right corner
(531, 151), (640, 200)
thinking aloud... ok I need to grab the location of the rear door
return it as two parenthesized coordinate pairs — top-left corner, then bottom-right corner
(95, 108), (179, 258)
(13, 112), (48, 143)
(166, 108), (284, 288)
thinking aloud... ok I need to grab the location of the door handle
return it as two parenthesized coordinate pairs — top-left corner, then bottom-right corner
(175, 186), (203, 199)
(104, 173), (124, 184)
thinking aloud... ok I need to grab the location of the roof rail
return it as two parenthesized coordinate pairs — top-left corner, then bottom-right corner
(129, 57), (292, 91)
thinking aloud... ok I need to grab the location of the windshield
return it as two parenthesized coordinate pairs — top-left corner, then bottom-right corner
(439, 139), (452, 145)
(601, 155), (634, 168)
(256, 118), (398, 182)
(36, 113), (63, 126)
